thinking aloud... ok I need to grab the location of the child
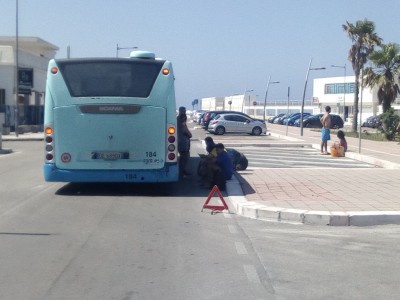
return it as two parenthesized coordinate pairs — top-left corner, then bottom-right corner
(337, 130), (347, 152)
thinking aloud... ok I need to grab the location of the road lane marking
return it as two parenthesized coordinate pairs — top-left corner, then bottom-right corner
(243, 265), (261, 283)
(235, 241), (248, 255)
(228, 224), (238, 234)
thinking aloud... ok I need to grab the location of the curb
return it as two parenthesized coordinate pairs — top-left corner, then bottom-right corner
(222, 142), (313, 148)
(227, 175), (400, 226)
(207, 137), (400, 226)
(0, 149), (12, 154)
(1, 136), (43, 141)
(268, 131), (303, 141)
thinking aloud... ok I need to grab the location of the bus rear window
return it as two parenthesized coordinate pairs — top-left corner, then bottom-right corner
(57, 60), (164, 98)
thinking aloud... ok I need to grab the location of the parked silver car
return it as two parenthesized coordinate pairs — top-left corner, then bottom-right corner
(207, 113), (266, 135)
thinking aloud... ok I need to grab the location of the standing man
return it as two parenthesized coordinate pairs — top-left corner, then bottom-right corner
(320, 106), (331, 154)
(177, 106), (192, 178)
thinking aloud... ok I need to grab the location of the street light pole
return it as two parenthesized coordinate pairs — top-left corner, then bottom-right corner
(15, 0), (19, 137)
(331, 64), (347, 121)
(358, 68), (364, 154)
(263, 75), (280, 122)
(243, 89), (253, 113)
(116, 44), (138, 57)
(300, 58), (326, 136)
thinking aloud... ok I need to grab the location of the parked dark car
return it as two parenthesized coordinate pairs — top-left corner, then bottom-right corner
(267, 113), (285, 123)
(279, 113), (294, 125)
(362, 115), (381, 128)
(294, 114), (313, 127)
(282, 113), (311, 126)
(362, 116), (372, 127)
(368, 116), (382, 128)
(302, 114), (344, 129)
(273, 113), (290, 124)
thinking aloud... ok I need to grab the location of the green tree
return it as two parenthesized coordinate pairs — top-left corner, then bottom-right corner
(364, 43), (400, 113)
(342, 19), (382, 132)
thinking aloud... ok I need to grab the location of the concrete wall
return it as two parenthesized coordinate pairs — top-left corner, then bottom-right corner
(0, 37), (58, 128)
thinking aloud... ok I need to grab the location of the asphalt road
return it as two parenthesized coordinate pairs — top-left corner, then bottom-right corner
(1, 140), (400, 299)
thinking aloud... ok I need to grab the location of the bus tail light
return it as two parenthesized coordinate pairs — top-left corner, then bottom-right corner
(168, 127), (175, 134)
(44, 124), (55, 163)
(166, 124), (177, 163)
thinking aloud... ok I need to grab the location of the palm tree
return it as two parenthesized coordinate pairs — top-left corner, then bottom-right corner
(342, 19), (382, 132)
(364, 43), (400, 113)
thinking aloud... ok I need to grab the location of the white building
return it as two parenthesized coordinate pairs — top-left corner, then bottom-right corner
(199, 75), (400, 124)
(314, 76), (400, 123)
(0, 36), (58, 131)
(200, 94), (256, 112)
(314, 76), (373, 123)
(200, 93), (317, 121)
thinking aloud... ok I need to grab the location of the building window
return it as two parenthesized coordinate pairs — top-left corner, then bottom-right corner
(0, 89), (5, 105)
(324, 82), (355, 94)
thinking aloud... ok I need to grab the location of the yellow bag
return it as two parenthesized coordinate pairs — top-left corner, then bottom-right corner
(330, 142), (345, 157)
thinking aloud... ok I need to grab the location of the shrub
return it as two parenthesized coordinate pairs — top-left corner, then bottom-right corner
(379, 108), (400, 141)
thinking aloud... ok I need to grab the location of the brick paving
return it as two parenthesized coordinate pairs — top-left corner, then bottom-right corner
(237, 168), (400, 212)
(224, 124), (400, 225)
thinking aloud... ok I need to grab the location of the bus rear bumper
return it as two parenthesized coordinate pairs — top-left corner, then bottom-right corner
(43, 164), (179, 183)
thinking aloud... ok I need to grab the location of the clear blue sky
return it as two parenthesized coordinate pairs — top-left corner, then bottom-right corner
(1, 0), (398, 108)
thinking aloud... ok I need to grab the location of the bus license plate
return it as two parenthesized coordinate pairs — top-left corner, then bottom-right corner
(92, 152), (129, 160)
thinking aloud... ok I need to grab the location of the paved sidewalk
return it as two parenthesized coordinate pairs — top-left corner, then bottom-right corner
(0, 132), (43, 154)
(0, 132), (43, 142)
(226, 124), (400, 226)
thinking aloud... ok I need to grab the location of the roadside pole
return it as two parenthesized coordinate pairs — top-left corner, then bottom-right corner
(286, 87), (290, 136)
(0, 129), (12, 154)
(358, 69), (363, 154)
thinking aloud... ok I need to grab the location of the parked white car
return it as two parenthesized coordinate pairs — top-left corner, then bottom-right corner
(192, 110), (207, 123)
(207, 113), (266, 135)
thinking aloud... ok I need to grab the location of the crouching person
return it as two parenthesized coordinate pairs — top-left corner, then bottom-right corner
(213, 143), (233, 191)
(226, 148), (248, 171)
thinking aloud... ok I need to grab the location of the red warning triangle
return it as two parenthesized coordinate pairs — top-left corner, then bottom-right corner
(202, 185), (229, 212)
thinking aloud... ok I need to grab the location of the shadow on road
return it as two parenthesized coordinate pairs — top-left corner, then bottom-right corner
(54, 157), (235, 198)
(234, 171), (256, 196)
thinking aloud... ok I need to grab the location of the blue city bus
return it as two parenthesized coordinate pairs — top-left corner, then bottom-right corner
(43, 50), (178, 182)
